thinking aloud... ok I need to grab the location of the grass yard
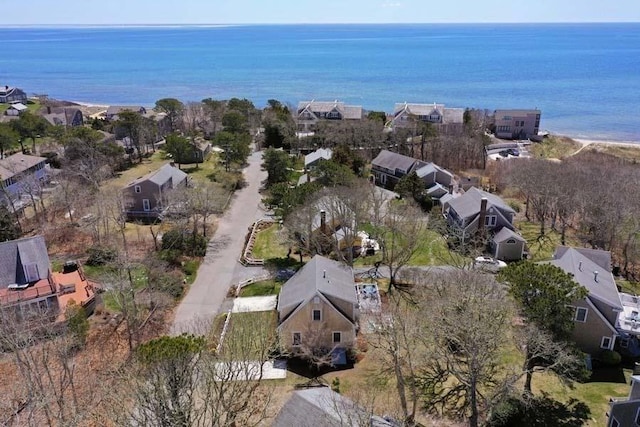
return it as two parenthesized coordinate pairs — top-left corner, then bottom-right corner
(251, 224), (289, 260)
(516, 220), (581, 261)
(528, 136), (582, 160)
(239, 279), (283, 297)
(220, 311), (278, 359)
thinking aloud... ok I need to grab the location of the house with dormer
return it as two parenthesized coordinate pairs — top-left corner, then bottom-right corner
(0, 236), (96, 320)
(296, 100), (362, 132)
(0, 85), (28, 104)
(370, 149), (453, 193)
(277, 255), (358, 356)
(550, 246), (622, 356)
(391, 102), (464, 130)
(607, 375), (640, 427)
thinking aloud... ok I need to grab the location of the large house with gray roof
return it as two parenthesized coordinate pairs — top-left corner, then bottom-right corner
(0, 85), (27, 104)
(550, 246), (622, 356)
(105, 105), (147, 121)
(391, 102), (464, 130)
(370, 149), (453, 195)
(296, 100), (363, 132)
(0, 153), (49, 210)
(122, 163), (188, 220)
(277, 255), (358, 356)
(273, 386), (395, 427)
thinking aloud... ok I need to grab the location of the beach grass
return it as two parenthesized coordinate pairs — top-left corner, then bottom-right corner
(585, 143), (640, 162)
(529, 136), (582, 159)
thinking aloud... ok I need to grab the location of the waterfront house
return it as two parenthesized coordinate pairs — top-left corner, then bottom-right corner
(42, 107), (84, 127)
(296, 100), (363, 132)
(277, 255), (358, 359)
(105, 105), (147, 121)
(0, 86), (28, 104)
(122, 163), (188, 220)
(550, 246), (622, 356)
(493, 109), (541, 140)
(391, 102), (464, 129)
(0, 236), (96, 321)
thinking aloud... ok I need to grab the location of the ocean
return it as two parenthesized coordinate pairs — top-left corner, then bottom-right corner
(1, 24), (639, 142)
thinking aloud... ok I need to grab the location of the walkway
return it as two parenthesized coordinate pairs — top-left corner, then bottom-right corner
(172, 150), (268, 335)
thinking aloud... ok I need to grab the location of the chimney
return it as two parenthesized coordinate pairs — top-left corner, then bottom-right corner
(594, 271), (599, 282)
(478, 197), (488, 232)
(578, 261), (582, 271)
(448, 184), (454, 194)
(4, 85), (8, 91)
(320, 210), (327, 234)
(306, 173), (310, 183)
(323, 270), (326, 279)
(47, 106), (51, 114)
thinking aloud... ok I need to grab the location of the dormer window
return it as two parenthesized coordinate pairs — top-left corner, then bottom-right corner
(23, 263), (39, 282)
(134, 185), (141, 193)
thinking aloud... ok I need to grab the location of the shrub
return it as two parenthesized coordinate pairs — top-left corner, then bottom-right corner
(599, 349), (622, 366)
(86, 246), (117, 266)
(182, 259), (200, 277)
(508, 201), (521, 213)
(161, 228), (207, 257)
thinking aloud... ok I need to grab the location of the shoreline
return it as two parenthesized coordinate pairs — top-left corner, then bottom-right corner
(68, 99), (640, 148)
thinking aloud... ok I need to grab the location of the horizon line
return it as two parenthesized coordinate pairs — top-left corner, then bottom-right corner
(0, 21), (639, 28)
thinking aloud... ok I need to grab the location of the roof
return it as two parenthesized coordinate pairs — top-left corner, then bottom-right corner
(371, 150), (418, 174)
(393, 102), (444, 117)
(297, 100), (362, 119)
(8, 103), (27, 111)
(443, 108), (464, 124)
(106, 105), (145, 116)
(127, 163), (187, 188)
(554, 246), (611, 272)
(493, 227), (526, 243)
(494, 109), (541, 117)
(277, 255), (356, 318)
(447, 187), (514, 221)
(43, 108), (82, 127)
(0, 153), (47, 180)
(0, 235), (50, 288)
(273, 386), (395, 427)
(550, 246), (622, 310)
(304, 148), (333, 167)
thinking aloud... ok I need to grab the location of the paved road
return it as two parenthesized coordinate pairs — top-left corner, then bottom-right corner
(172, 150), (268, 335)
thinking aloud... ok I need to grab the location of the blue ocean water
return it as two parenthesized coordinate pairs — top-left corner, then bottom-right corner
(0, 24), (639, 141)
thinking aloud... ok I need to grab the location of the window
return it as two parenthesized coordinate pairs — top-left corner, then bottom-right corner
(601, 336), (612, 349)
(484, 215), (497, 227)
(142, 199), (150, 211)
(574, 307), (588, 322)
(313, 296), (320, 304)
(506, 239), (516, 244)
(293, 332), (301, 346)
(134, 185), (141, 193)
(23, 263), (40, 282)
(333, 332), (342, 344)
(636, 407), (640, 425)
(610, 417), (619, 427)
(312, 309), (321, 321)
(621, 338), (630, 349)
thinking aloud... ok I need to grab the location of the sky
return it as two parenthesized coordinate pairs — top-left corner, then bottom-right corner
(2, 0), (640, 25)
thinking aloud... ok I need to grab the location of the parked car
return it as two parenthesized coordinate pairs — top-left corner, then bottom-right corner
(506, 148), (520, 156)
(498, 150), (509, 158)
(473, 256), (507, 272)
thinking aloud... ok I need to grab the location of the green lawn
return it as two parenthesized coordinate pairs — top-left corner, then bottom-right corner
(220, 311), (278, 358)
(239, 279), (283, 297)
(252, 224), (289, 260)
(516, 220), (581, 262)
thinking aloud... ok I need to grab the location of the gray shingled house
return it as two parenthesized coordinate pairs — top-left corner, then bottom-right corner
(42, 107), (84, 127)
(370, 149), (453, 194)
(0, 85), (28, 104)
(105, 105), (147, 121)
(391, 102), (464, 129)
(443, 187), (515, 235)
(608, 375), (640, 427)
(296, 100), (363, 132)
(550, 246), (622, 356)
(277, 255), (358, 356)
(273, 386), (395, 427)
(122, 163), (188, 220)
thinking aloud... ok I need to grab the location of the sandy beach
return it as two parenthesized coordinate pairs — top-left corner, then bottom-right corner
(574, 138), (640, 148)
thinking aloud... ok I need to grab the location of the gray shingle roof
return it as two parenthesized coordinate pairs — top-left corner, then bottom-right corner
(304, 148), (332, 167)
(277, 255), (356, 318)
(443, 108), (464, 124)
(371, 150), (417, 174)
(554, 246), (611, 273)
(0, 235), (50, 288)
(393, 102), (444, 117)
(128, 163), (187, 188)
(0, 153), (47, 180)
(273, 386), (394, 427)
(447, 187), (514, 221)
(550, 247), (622, 310)
(492, 227), (526, 243)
